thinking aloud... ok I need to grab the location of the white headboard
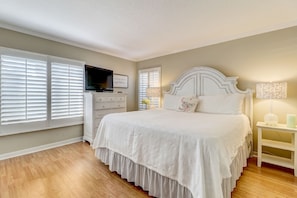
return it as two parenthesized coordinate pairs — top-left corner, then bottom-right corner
(167, 66), (253, 126)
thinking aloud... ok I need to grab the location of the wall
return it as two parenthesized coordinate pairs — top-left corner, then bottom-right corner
(1, 25), (297, 157)
(137, 26), (297, 156)
(0, 28), (137, 155)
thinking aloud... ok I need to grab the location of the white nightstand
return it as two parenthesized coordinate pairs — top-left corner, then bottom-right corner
(257, 121), (297, 176)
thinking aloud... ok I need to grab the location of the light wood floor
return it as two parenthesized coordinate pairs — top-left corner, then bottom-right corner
(1, 142), (297, 198)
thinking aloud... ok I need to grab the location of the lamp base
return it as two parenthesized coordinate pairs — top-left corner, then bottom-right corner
(264, 113), (278, 126)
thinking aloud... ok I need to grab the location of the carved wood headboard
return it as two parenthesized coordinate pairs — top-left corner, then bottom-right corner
(167, 66), (253, 127)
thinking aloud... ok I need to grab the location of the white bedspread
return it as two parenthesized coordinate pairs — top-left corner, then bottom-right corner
(92, 109), (251, 198)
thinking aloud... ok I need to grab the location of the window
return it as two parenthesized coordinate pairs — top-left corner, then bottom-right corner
(0, 54), (47, 125)
(51, 59), (84, 120)
(0, 47), (84, 135)
(138, 67), (161, 110)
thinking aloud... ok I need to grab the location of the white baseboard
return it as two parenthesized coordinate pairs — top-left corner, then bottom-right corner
(0, 137), (83, 161)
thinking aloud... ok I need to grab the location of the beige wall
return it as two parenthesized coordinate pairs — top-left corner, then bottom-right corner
(137, 26), (297, 156)
(0, 28), (137, 154)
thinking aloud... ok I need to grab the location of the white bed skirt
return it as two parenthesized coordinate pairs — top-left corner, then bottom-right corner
(95, 134), (252, 198)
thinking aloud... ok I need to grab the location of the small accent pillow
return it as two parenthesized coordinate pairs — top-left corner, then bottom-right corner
(163, 94), (198, 112)
(178, 97), (199, 112)
(197, 94), (245, 114)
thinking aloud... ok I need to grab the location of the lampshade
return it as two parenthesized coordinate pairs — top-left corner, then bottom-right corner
(256, 82), (287, 99)
(256, 82), (287, 126)
(146, 87), (160, 97)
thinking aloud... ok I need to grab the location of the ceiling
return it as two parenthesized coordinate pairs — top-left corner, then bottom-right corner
(0, 0), (297, 61)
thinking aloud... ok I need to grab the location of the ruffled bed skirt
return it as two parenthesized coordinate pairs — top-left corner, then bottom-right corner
(95, 134), (252, 198)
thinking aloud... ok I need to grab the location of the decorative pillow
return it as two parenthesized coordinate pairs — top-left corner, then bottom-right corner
(197, 94), (245, 114)
(178, 97), (199, 112)
(163, 94), (198, 112)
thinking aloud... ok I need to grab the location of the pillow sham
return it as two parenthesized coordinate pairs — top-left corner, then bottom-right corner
(197, 94), (245, 114)
(163, 94), (199, 112)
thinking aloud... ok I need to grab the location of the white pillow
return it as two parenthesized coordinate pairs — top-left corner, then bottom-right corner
(197, 94), (245, 114)
(163, 94), (183, 110)
(163, 94), (199, 112)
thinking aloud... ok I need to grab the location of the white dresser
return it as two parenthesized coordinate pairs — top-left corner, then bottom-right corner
(83, 92), (127, 145)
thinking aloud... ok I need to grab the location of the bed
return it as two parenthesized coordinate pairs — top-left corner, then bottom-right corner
(92, 66), (253, 198)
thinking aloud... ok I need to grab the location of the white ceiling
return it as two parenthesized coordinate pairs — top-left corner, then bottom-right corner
(0, 0), (297, 61)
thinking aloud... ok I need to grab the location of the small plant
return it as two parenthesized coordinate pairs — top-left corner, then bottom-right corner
(141, 98), (150, 105)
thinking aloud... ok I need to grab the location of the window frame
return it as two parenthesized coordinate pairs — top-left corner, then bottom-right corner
(138, 67), (161, 110)
(0, 47), (84, 136)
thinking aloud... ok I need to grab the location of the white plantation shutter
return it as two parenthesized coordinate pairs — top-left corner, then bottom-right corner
(138, 67), (161, 110)
(0, 55), (47, 125)
(138, 71), (149, 110)
(51, 62), (84, 119)
(0, 47), (84, 135)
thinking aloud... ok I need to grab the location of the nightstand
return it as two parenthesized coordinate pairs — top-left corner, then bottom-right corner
(257, 121), (297, 176)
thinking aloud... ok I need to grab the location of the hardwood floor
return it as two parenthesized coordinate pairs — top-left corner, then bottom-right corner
(1, 142), (297, 198)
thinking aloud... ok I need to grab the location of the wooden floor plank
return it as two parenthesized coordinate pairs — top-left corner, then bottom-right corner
(1, 142), (297, 198)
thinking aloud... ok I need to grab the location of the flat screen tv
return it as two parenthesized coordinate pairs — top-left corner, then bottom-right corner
(85, 65), (113, 92)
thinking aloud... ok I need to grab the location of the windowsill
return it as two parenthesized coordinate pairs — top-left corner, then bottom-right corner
(0, 120), (83, 137)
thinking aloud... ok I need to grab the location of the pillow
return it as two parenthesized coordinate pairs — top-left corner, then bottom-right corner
(163, 94), (199, 112)
(163, 94), (183, 110)
(197, 94), (245, 114)
(178, 97), (199, 112)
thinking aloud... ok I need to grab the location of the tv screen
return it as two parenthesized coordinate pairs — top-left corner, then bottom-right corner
(85, 65), (113, 92)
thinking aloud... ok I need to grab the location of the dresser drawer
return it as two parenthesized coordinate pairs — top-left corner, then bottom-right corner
(109, 102), (126, 109)
(94, 102), (111, 109)
(95, 97), (110, 102)
(116, 108), (126, 113)
(94, 111), (107, 119)
(95, 102), (126, 110)
(94, 109), (123, 118)
(95, 96), (125, 102)
(94, 118), (102, 129)
(112, 96), (125, 102)
(93, 110), (126, 132)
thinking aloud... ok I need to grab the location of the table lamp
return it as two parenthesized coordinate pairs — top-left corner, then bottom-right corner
(146, 87), (160, 109)
(256, 82), (287, 126)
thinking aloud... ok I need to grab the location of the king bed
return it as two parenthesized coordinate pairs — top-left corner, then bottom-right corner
(92, 66), (253, 198)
